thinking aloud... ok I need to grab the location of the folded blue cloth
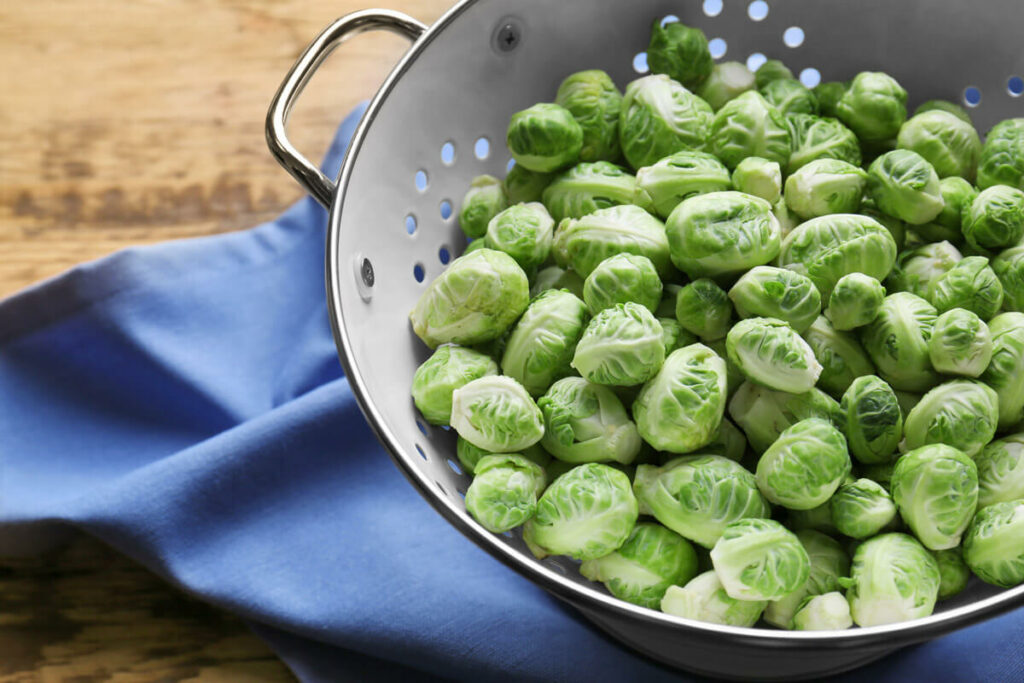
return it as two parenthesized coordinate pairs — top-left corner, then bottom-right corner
(2, 104), (1022, 682)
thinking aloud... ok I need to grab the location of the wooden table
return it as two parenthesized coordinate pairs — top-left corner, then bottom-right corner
(0, 1), (449, 679)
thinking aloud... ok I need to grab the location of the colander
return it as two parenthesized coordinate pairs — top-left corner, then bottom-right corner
(266, 1), (1024, 678)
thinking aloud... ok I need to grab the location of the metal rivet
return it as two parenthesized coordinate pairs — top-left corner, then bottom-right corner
(361, 258), (375, 287)
(493, 19), (522, 53)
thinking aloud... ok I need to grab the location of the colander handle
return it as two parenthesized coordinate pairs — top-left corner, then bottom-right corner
(266, 9), (427, 207)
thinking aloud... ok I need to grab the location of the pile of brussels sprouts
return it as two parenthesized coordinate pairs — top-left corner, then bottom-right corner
(408, 18), (1024, 632)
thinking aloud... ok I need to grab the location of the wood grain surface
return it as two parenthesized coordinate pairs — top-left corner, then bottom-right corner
(0, 0), (450, 679)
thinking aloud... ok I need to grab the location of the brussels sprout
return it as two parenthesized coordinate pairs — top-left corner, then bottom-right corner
(962, 185), (1024, 251)
(915, 99), (973, 125)
(897, 111), (981, 181)
(786, 114), (861, 174)
(658, 317), (695, 353)
(457, 437), (550, 475)
(838, 375), (903, 464)
(537, 377), (642, 465)
(790, 592), (852, 631)
(859, 462), (897, 490)
(459, 175), (509, 239)
(646, 20), (713, 89)
(709, 91), (792, 170)
(928, 308), (993, 376)
(963, 500), (1024, 587)
(729, 266), (821, 333)
(835, 72), (908, 143)
(977, 118), (1024, 190)
(860, 197), (908, 251)
(786, 503), (840, 536)
(860, 292), (939, 392)
(830, 478), (898, 539)
(730, 157), (782, 204)
(619, 75), (714, 170)
(706, 338), (745, 398)
(504, 164), (555, 204)
(506, 103), (583, 173)
(866, 150), (944, 225)
(977, 434), (1024, 508)
(980, 313), (1024, 429)
(657, 284), (684, 318)
(465, 454), (547, 533)
(555, 70), (622, 163)
(755, 418), (851, 509)
(993, 245), (1024, 311)
(710, 518), (810, 600)
(892, 444), (978, 550)
(530, 265), (586, 299)
(755, 59), (794, 90)
(583, 253), (662, 315)
(633, 344), (728, 453)
(843, 533), (940, 626)
(450, 375), (544, 452)
(772, 197), (801, 238)
(727, 318), (823, 393)
(729, 381), (841, 453)
(484, 202), (555, 271)
(764, 530), (849, 629)
(542, 162), (647, 222)
(411, 344), (499, 425)
(933, 548), (971, 600)
(410, 249), (530, 348)
(703, 417), (747, 462)
(666, 191), (781, 279)
(886, 240), (963, 299)
(784, 159), (868, 220)
(525, 463), (638, 560)
(928, 256), (1004, 319)
(675, 278), (733, 341)
(915, 176), (977, 244)
(580, 522), (698, 608)
(761, 78), (818, 117)
(814, 82), (849, 118)
(552, 204), (671, 277)
(660, 571), (765, 626)
(634, 151), (733, 219)
(904, 379), (999, 458)
(501, 289), (588, 396)
(461, 238), (487, 256)
(696, 61), (756, 112)
(779, 214), (897, 298)
(825, 273), (885, 331)
(572, 302), (665, 386)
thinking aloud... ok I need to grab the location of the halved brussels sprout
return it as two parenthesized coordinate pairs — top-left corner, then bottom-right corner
(755, 59), (794, 90)
(412, 344), (499, 425)
(525, 463), (638, 560)
(501, 289), (588, 396)
(676, 278), (733, 340)
(661, 571), (765, 626)
(485, 202), (555, 271)
(892, 444), (979, 550)
(993, 245), (1024, 311)
(709, 91), (792, 170)
(915, 99), (973, 125)
(666, 191), (781, 279)
(814, 82), (849, 118)
(886, 240), (962, 299)
(410, 249), (529, 348)
(729, 381), (841, 453)
(580, 521), (699, 608)
(572, 302), (665, 386)
(786, 114), (861, 174)
(552, 204), (671, 277)
(761, 78), (818, 118)
(866, 150), (944, 225)
(507, 103), (583, 172)
(731, 156), (782, 204)
(934, 548), (970, 600)
(928, 308), (993, 376)
(963, 500), (1024, 588)
(542, 161), (648, 222)
(729, 266), (821, 333)
(755, 418), (851, 510)
(504, 164), (555, 204)
(450, 375), (545, 452)
(633, 344), (728, 453)
(583, 253), (663, 315)
(915, 176), (977, 244)
(835, 72), (908, 143)
(619, 75), (714, 169)
(976, 433), (1024, 508)
(860, 292), (939, 392)
(843, 533), (940, 626)
(961, 185), (1024, 251)
(538, 377), (642, 465)
(634, 150), (733, 219)
(764, 530), (849, 629)
(530, 265), (585, 299)
(838, 375), (903, 464)
(646, 20), (713, 89)
(977, 118), (1024, 190)
(904, 380), (999, 457)
(555, 70), (622, 163)
(826, 273), (885, 331)
(710, 518), (810, 600)
(465, 454), (547, 533)
(784, 159), (868, 220)
(897, 110), (981, 180)
(459, 175), (509, 239)
(929, 256), (1005, 320)
(792, 592), (852, 630)
(696, 61), (756, 112)
(980, 312), (1024, 429)
(727, 317), (823, 393)
(830, 478), (898, 539)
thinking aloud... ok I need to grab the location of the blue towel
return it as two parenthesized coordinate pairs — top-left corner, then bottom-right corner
(2, 104), (1022, 682)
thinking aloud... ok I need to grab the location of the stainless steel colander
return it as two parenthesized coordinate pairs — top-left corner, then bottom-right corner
(266, 1), (1024, 678)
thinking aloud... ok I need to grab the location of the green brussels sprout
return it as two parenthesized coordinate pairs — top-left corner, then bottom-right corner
(977, 118), (1024, 190)
(830, 478), (898, 539)
(772, 197), (800, 238)
(764, 530), (849, 629)
(633, 344), (728, 453)
(465, 454), (546, 533)
(977, 434), (1024, 508)
(461, 238), (487, 255)
(897, 111), (981, 181)
(525, 463), (638, 560)
(501, 289), (588, 396)
(859, 461), (897, 490)
(634, 454), (769, 548)
(538, 377), (642, 465)
(933, 547), (970, 600)
(709, 91), (792, 170)
(727, 317), (823, 393)
(843, 532), (940, 626)
(860, 292), (939, 392)
(791, 592), (852, 631)
(729, 266), (821, 333)
(658, 317), (694, 353)
(761, 78), (818, 117)
(825, 273), (885, 331)
(542, 161), (647, 222)
(530, 265), (585, 299)
(838, 375), (903, 464)
(572, 302), (665, 386)
(835, 72), (908, 143)
(892, 444), (979, 550)
(886, 240), (963, 299)
(506, 103), (583, 173)
(814, 81), (849, 118)
(410, 249), (530, 348)
(459, 175), (509, 239)
(583, 253), (662, 315)
(755, 418), (852, 509)
(634, 151), (733, 219)
(666, 191), (781, 279)
(928, 308), (993, 376)
(552, 204), (671, 277)
(961, 185), (1024, 251)
(675, 278), (733, 340)
(646, 20), (713, 89)
(928, 255), (1005, 319)
(980, 313), (1024, 429)
(786, 114), (861, 174)
(786, 503), (840, 536)
(963, 500), (1024, 587)
(784, 159), (868, 220)
(450, 375), (545, 452)
(915, 99), (973, 125)
(580, 521), (699, 608)
(731, 156), (781, 204)
(993, 245), (1024, 311)
(915, 176), (977, 244)
(779, 214), (898, 298)
(555, 70), (622, 163)
(866, 150), (944, 225)
(484, 202), (555, 271)
(660, 571), (765, 626)
(860, 197), (909, 250)
(619, 75), (714, 170)
(703, 417), (747, 462)
(504, 164), (555, 204)
(456, 437), (550, 475)
(411, 344), (499, 425)
(754, 59), (794, 90)
(904, 379), (999, 457)
(710, 518), (810, 600)
(729, 381), (841, 453)
(657, 284), (684, 318)
(696, 61), (756, 112)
